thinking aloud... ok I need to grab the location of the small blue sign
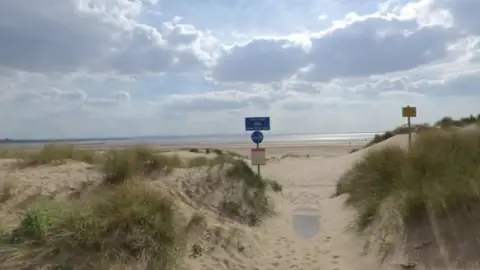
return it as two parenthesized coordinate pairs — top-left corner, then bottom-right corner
(251, 130), (264, 144)
(245, 117), (270, 131)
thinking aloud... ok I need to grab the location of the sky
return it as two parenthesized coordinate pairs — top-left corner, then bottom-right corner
(0, 0), (479, 139)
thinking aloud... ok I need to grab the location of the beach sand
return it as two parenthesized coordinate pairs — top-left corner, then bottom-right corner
(238, 141), (380, 270)
(0, 138), (404, 270)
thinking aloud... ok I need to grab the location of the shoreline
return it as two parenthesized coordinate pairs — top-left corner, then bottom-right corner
(0, 138), (369, 150)
(0, 132), (375, 148)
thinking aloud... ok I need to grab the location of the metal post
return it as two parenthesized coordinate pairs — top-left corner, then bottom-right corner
(256, 143), (260, 176)
(407, 116), (412, 150)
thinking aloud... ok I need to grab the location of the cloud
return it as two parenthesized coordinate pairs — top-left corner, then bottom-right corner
(409, 69), (480, 96)
(11, 88), (87, 103)
(302, 17), (457, 81)
(281, 100), (315, 111)
(162, 89), (283, 112)
(211, 15), (459, 83)
(212, 39), (309, 83)
(0, 0), (480, 138)
(0, 0), (210, 75)
(435, 0), (480, 34)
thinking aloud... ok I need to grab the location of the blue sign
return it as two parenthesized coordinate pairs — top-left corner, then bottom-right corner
(245, 117), (270, 131)
(251, 130), (264, 144)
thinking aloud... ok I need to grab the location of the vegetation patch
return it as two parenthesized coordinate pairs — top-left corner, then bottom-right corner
(186, 155), (228, 168)
(17, 144), (101, 167)
(434, 114), (480, 129)
(102, 146), (183, 185)
(0, 144), (279, 268)
(0, 182), (185, 270)
(220, 160), (277, 226)
(364, 126), (416, 148)
(0, 179), (15, 203)
(363, 114), (480, 148)
(337, 128), (480, 235)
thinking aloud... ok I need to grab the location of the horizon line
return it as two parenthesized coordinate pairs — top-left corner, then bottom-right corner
(1, 131), (385, 143)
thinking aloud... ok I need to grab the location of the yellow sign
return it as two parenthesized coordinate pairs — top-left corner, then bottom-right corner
(402, 106), (417, 117)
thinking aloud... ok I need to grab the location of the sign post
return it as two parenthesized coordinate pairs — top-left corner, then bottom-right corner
(402, 106), (417, 149)
(251, 130), (264, 175)
(245, 117), (270, 176)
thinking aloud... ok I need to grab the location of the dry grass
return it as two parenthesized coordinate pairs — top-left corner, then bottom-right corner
(220, 159), (276, 226)
(0, 148), (32, 159)
(363, 125), (422, 148)
(185, 212), (207, 234)
(17, 144), (102, 167)
(434, 114), (480, 128)
(0, 179), (15, 203)
(337, 128), (480, 233)
(102, 146), (183, 185)
(0, 144), (279, 269)
(364, 114), (480, 149)
(267, 179), (283, 193)
(0, 182), (185, 270)
(186, 155), (227, 168)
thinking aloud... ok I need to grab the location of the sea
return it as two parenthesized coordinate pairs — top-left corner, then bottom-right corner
(0, 132), (379, 147)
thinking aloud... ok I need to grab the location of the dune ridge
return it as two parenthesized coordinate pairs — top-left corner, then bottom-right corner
(0, 124), (479, 269)
(337, 125), (480, 269)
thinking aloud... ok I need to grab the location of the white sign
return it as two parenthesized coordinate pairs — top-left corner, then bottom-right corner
(251, 148), (266, 165)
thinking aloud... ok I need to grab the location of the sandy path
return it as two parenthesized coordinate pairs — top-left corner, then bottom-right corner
(251, 153), (379, 270)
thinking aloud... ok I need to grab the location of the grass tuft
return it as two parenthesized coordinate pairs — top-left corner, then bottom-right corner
(102, 147), (182, 185)
(222, 160), (274, 226)
(0, 182), (184, 270)
(363, 114), (480, 149)
(18, 144), (100, 167)
(434, 114), (480, 129)
(337, 128), (480, 233)
(187, 155), (227, 168)
(267, 179), (283, 193)
(336, 145), (406, 230)
(0, 180), (15, 203)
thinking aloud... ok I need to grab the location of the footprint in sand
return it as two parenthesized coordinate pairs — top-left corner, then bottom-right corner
(331, 254), (341, 265)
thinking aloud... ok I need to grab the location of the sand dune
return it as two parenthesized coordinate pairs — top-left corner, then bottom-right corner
(0, 134), (460, 270)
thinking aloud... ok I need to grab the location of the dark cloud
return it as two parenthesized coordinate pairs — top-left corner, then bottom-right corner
(212, 39), (308, 82)
(0, 0), (206, 75)
(303, 18), (458, 81)
(211, 16), (459, 83)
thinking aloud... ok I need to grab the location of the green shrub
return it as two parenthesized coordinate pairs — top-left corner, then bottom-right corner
(212, 149), (223, 155)
(268, 180), (283, 193)
(336, 146), (406, 230)
(186, 156), (227, 168)
(18, 144), (100, 167)
(0, 183), (184, 269)
(338, 129), (480, 232)
(0, 180), (15, 203)
(223, 160), (273, 225)
(434, 114), (480, 128)
(102, 147), (182, 185)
